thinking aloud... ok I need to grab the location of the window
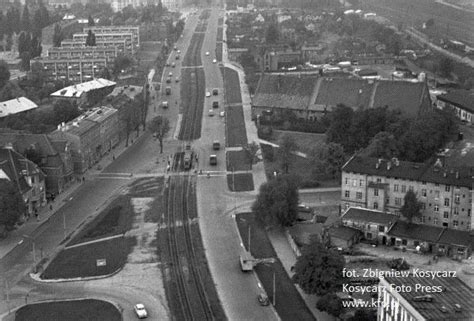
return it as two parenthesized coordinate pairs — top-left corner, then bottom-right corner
(359, 179), (364, 187)
(421, 189), (427, 197)
(434, 218), (439, 225)
(394, 184), (399, 192)
(356, 192), (362, 200)
(468, 209), (471, 217)
(386, 198), (390, 205)
(401, 239), (407, 246)
(374, 189), (379, 196)
(454, 207), (459, 215)
(435, 191), (440, 199)
(434, 205), (439, 212)
(376, 178), (382, 183)
(445, 185), (451, 192)
(401, 185), (406, 193)
(444, 198), (450, 206)
(373, 202), (378, 209)
(395, 198), (402, 206)
(421, 216), (426, 223)
(442, 222), (448, 227)
(378, 225), (384, 232)
(455, 194), (460, 203)
(453, 220), (459, 227)
(345, 177), (349, 185)
(352, 179), (357, 187)
(421, 202), (426, 210)
(345, 190), (350, 198)
(443, 211), (449, 219)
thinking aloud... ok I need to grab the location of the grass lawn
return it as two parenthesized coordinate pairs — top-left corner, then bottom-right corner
(15, 299), (121, 321)
(220, 67), (242, 105)
(225, 105), (247, 147)
(217, 27), (223, 42)
(226, 150), (251, 171)
(227, 173), (254, 191)
(67, 195), (134, 246)
(269, 130), (326, 155)
(42, 237), (136, 279)
(216, 42), (223, 62)
(235, 213), (314, 321)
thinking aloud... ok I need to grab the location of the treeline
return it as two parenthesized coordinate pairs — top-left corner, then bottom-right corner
(326, 105), (459, 162)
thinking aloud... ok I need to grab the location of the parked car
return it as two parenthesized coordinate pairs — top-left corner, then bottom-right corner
(208, 109), (214, 116)
(134, 303), (148, 319)
(206, 91), (211, 97)
(176, 55), (180, 60)
(166, 77), (171, 83)
(219, 111), (225, 117)
(175, 77), (180, 82)
(257, 293), (269, 306)
(162, 101), (168, 108)
(212, 88), (218, 95)
(205, 51), (210, 56)
(171, 62), (176, 68)
(213, 59), (217, 63)
(212, 101), (219, 108)
(177, 49), (181, 54)
(213, 140), (220, 150)
(209, 154), (217, 165)
(168, 72), (173, 77)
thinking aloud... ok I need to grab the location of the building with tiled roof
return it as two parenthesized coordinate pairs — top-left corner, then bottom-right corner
(378, 275), (473, 320)
(0, 133), (74, 195)
(436, 89), (474, 123)
(341, 156), (474, 232)
(252, 74), (431, 120)
(49, 106), (119, 174)
(0, 147), (46, 215)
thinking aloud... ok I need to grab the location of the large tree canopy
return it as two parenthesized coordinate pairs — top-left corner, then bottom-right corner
(400, 190), (422, 224)
(0, 179), (25, 229)
(252, 174), (299, 227)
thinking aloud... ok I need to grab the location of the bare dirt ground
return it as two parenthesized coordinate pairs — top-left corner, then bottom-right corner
(347, 243), (474, 288)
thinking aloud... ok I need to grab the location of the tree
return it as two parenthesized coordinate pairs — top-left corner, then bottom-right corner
(0, 179), (25, 229)
(52, 23), (63, 47)
(326, 104), (354, 149)
(316, 293), (343, 317)
(265, 24), (279, 43)
(0, 60), (10, 89)
(88, 14), (95, 26)
(33, 9), (42, 37)
(53, 100), (80, 124)
(251, 174), (299, 227)
(439, 57), (453, 78)
(364, 131), (399, 159)
(349, 309), (377, 321)
(292, 236), (345, 296)
(21, 4), (30, 32)
(310, 142), (345, 179)
(112, 55), (132, 77)
(85, 30), (96, 46)
(425, 18), (434, 28)
(276, 133), (297, 174)
(243, 141), (260, 165)
(147, 116), (170, 153)
(400, 190), (422, 224)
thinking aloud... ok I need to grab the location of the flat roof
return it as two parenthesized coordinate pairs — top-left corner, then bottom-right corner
(51, 78), (116, 98)
(0, 97), (38, 118)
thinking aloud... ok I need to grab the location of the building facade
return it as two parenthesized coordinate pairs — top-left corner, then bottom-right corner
(47, 46), (120, 61)
(84, 26), (140, 49)
(341, 156), (474, 231)
(61, 39), (128, 54)
(436, 89), (474, 124)
(73, 32), (135, 54)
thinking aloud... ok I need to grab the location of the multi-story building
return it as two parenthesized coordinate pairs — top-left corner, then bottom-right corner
(84, 26), (140, 49)
(341, 156), (474, 231)
(73, 32), (135, 54)
(47, 46), (120, 62)
(378, 275), (473, 321)
(50, 78), (116, 107)
(161, 0), (180, 11)
(49, 106), (119, 174)
(61, 39), (128, 54)
(30, 57), (108, 84)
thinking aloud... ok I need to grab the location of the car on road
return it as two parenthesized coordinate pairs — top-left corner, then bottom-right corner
(219, 111), (225, 117)
(298, 203), (312, 212)
(257, 293), (269, 306)
(134, 303), (148, 318)
(175, 77), (179, 82)
(173, 46), (178, 50)
(213, 140), (220, 150)
(205, 51), (210, 56)
(212, 89), (218, 96)
(162, 101), (168, 108)
(166, 77), (171, 83)
(165, 62), (170, 67)
(168, 72), (173, 77)
(206, 91), (211, 97)
(176, 55), (180, 60)
(209, 154), (217, 165)
(212, 101), (219, 108)
(213, 59), (217, 63)
(171, 62), (176, 68)
(208, 109), (214, 116)
(177, 49), (181, 54)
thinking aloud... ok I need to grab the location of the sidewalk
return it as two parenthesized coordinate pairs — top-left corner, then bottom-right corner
(0, 126), (147, 260)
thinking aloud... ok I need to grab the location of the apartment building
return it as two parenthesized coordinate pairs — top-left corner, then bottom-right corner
(61, 39), (128, 54)
(31, 57), (108, 84)
(47, 46), (120, 61)
(341, 156), (474, 231)
(84, 26), (140, 48)
(73, 32), (135, 54)
(161, 0), (181, 11)
(378, 275), (473, 321)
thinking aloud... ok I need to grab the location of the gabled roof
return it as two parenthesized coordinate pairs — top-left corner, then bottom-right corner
(0, 97), (38, 118)
(342, 207), (399, 226)
(437, 89), (474, 113)
(437, 229), (472, 247)
(288, 223), (323, 245)
(51, 78), (116, 98)
(313, 77), (373, 109)
(252, 73), (319, 110)
(0, 133), (58, 157)
(387, 221), (444, 243)
(328, 226), (362, 241)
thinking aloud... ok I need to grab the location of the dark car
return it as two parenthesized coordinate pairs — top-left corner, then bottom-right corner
(257, 293), (269, 306)
(212, 88), (218, 96)
(212, 101), (219, 108)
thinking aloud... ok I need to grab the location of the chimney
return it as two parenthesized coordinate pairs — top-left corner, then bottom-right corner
(387, 161), (391, 170)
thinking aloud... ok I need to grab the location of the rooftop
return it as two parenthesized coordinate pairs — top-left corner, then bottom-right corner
(0, 97), (38, 118)
(437, 89), (474, 112)
(387, 221), (445, 243)
(382, 275), (474, 320)
(328, 225), (362, 241)
(0, 133), (57, 156)
(342, 207), (399, 226)
(51, 79), (116, 98)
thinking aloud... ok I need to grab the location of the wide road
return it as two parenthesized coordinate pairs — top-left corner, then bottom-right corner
(192, 7), (279, 321)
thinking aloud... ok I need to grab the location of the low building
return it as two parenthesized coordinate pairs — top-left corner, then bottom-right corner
(341, 207), (398, 245)
(0, 147), (46, 215)
(31, 57), (109, 84)
(326, 225), (362, 249)
(0, 97), (38, 119)
(47, 46), (120, 62)
(50, 78), (116, 107)
(436, 89), (474, 123)
(378, 275), (474, 321)
(61, 39), (128, 54)
(0, 133), (74, 196)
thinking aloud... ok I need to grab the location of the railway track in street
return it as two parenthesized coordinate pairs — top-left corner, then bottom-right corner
(165, 175), (214, 320)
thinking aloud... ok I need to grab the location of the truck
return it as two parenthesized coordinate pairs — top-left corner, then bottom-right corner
(165, 87), (171, 95)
